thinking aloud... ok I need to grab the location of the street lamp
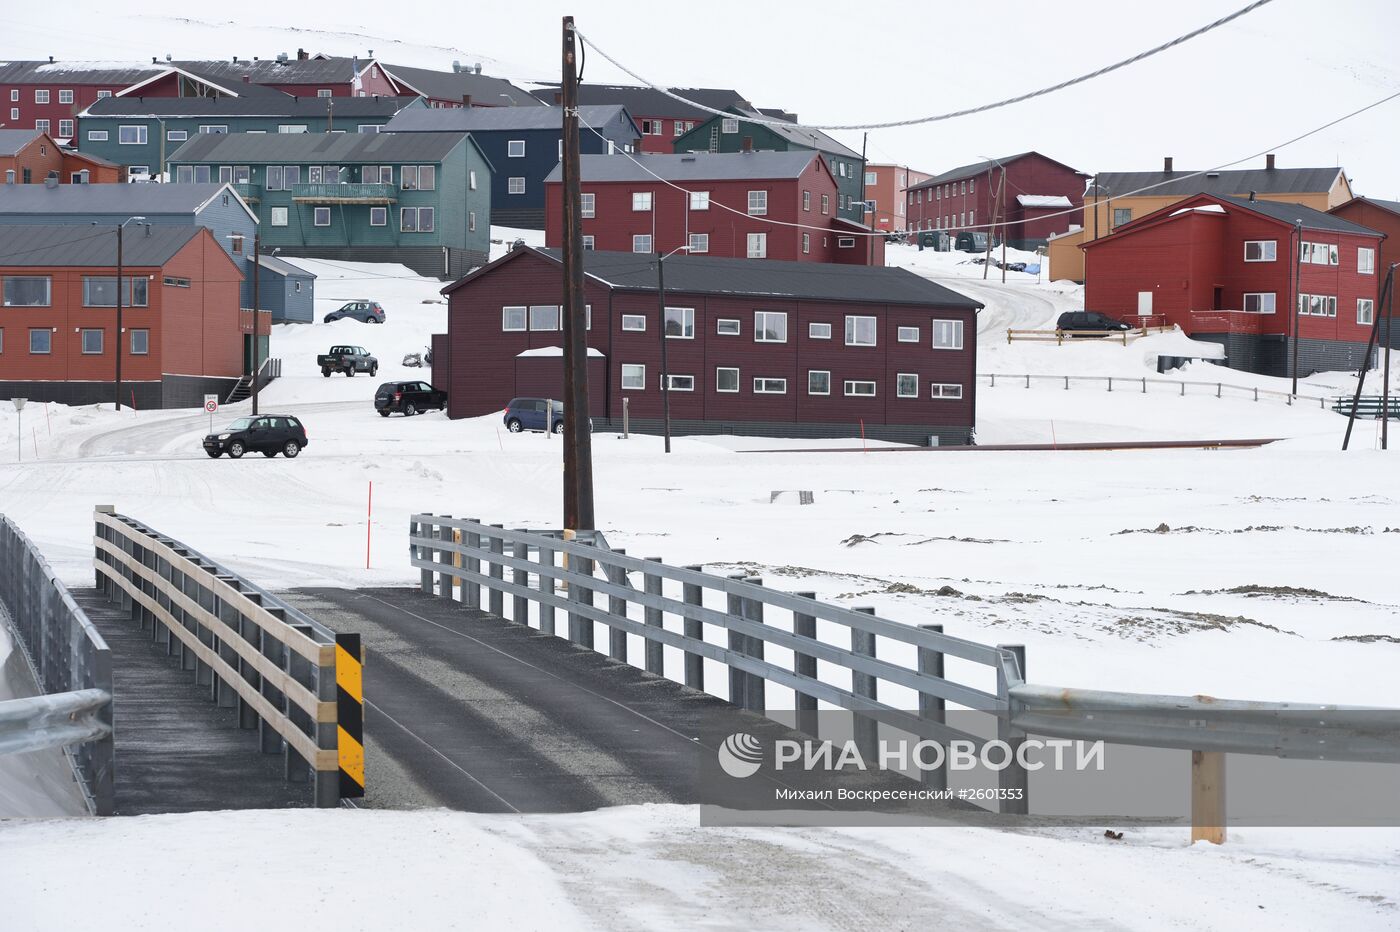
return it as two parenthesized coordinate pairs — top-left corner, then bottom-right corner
(111, 216), (146, 410)
(656, 245), (691, 453)
(230, 229), (263, 415)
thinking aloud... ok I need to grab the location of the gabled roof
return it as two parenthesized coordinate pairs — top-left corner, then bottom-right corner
(1083, 192), (1382, 248)
(172, 57), (369, 85)
(116, 65), (292, 100)
(1088, 166), (1345, 200)
(0, 60), (164, 86)
(444, 246), (982, 310)
(0, 182), (259, 224)
(1332, 196), (1400, 221)
(257, 254), (315, 279)
(683, 105), (860, 160)
(543, 150), (820, 184)
(1214, 194), (1380, 235)
(382, 104), (635, 134)
(167, 130), (469, 164)
(0, 223), (205, 267)
(0, 129), (43, 157)
(84, 95), (421, 119)
(380, 63), (541, 107)
(908, 152), (1087, 191)
(529, 83), (745, 119)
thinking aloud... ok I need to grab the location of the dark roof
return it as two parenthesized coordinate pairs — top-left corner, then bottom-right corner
(1089, 166), (1344, 199)
(0, 182), (247, 217)
(83, 95), (420, 119)
(1333, 196), (1400, 220)
(0, 223), (204, 267)
(380, 64), (541, 107)
(0, 129), (41, 157)
(0, 60), (166, 86)
(906, 152), (1086, 191)
(446, 247), (982, 310)
(543, 151), (819, 184)
(172, 57), (366, 85)
(1215, 195), (1380, 236)
(714, 106), (861, 160)
(382, 104), (632, 134)
(168, 131), (467, 164)
(257, 254), (315, 278)
(530, 84), (745, 119)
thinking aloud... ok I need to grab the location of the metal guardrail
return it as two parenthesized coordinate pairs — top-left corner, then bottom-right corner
(1330, 395), (1399, 418)
(0, 514), (114, 814)
(981, 372), (1331, 409)
(93, 507), (347, 807)
(410, 516), (1400, 839)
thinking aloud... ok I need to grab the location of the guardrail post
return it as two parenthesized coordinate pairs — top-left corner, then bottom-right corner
(917, 623), (948, 792)
(1142, 377), (1146, 393)
(1064, 375), (1069, 390)
(537, 540), (555, 635)
(464, 520), (481, 610)
(260, 626), (287, 755)
(1191, 751), (1227, 845)
(568, 541), (594, 649)
(90, 645), (115, 816)
(314, 645), (338, 808)
(682, 566), (705, 690)
(436, 521), (454, 599)
(793, 592), (819, 738)
(741, 578), (766, 711)
(416, 516), (434, 593)
(725, 574), (749, 707)
(1217, 382), (1222, 398)
(512, 534), (529, 623)
(1107, 377), (1113, 393)
(643, 557), (664, 675)
(607, 549), (629, 662)
(488, 524), (505, 617)
(851, 607), (879, 763)
(996, 643), (1029, 815)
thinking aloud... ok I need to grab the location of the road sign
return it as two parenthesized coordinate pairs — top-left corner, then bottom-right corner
(203, 395), (218, 414)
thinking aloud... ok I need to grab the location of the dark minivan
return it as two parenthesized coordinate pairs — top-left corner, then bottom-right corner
(503, 397), (564, 433)
(203, 415), (308, 459)
(375, 380), (447, 417)
(1057, 311), (1131, 333)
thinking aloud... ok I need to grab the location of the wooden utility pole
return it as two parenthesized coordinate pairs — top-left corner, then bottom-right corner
(983, 167), (1004, 280)
(560, 16), (595, 531)
(999, 166), (1008, 283)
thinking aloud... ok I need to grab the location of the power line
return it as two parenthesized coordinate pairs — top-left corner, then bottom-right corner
(572, 0), (1277, 133)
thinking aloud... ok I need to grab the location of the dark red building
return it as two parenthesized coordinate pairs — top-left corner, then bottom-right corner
(906, 151), (1087, 249)
(544, 152), (884, 265)
(0, 61), (163, 143)
(1329, 197), (1400, 347)
(436, 246), (981, 444)
(530, 85), (746, 154)
(118, 56), (399, 100)
(1084, 193), (1384, 376)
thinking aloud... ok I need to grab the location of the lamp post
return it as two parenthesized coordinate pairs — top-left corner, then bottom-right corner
(230, 229), (263, 414)
(656, 245), (690, 453)
(113, 216), (146, 410)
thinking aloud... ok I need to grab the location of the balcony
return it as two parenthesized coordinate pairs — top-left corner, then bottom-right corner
(231, 182), (261, 203)
(291, 183), (397, 205)
(1187, 310), (1272, 335)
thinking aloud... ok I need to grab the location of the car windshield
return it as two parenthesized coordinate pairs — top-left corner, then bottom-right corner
(224, 418), (255, 430)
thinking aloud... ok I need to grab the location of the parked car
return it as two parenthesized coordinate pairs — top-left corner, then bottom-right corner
(203, 415), (308, 459)
(324, 300), (386, 324)
(503, 397), (565, 434)
(1057, 311), (1132, 333)
(375, 380), (447, 417)
(317, 345), (378, 377)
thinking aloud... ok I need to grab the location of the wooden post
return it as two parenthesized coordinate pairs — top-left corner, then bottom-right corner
(607, 549), (628, 662)
(512, 536), (529, 623)
(917, 623), (947, 791)
(682, 565), (704, 690)
(488, 524), (504, 617)
(851, 607), (878, 763)
(793, 592), (819, 738)
(538, 541), (555, 636)
(643, 557), (664, 675)
(1191, 751), (1227, 845)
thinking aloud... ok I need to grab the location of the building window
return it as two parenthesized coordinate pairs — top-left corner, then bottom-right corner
(640, 119), (663, 135)
(896, 374), (918, 398)
(1359, 298), (1375, 325)
(199, 125), (228, 135)
(582, 235), (595, 251)
(837, 237), (856, 249)
(29, 329), (51, 354)
(401, 165), (436, 190)
(364, 165), (391, 184)
(369, 207), (386, 227)
(229, 235), (244, 255)
(845, 316), (877, 346)
(507, 140), (525, 157)
(689, 190), (709, 210)
(529, 305), (561, 330)
(508, 177), (526, 195)
(8, 90), (16, 101)
(932, 319), (964, 349)
(897, 326), (919, 342)
(401, 207), (434, 232)
(747, 190), (768, 216)
(664, 374), (695, 392)
(754, 311), (787, 342)
(621, 364), (646, 390)
(87, 130), (108, 142)
(97, 90), (111, 98)
(1242, 293), (1275, 314)
(82, 277), (148, 307)
(622, 314), (647, 332)
(502, 306), (527, 331)
(716, 318), (740, 335)
(80, 329), (104, 354)
(844, 380), (876, 397)
(1112, 208), (1132, 228)
(746, 233), (767, 258)
(34, 89), (49, 104)
(33, 119), (49, 134)
(314, 207), (332, 227)
(468, 169), (477, 190)
(318, 88), (333, 98)
(163, 276), (191, 288)
(278, 124), (308, 134)
(664, 307), (695, 338)
(809, 322), (832, 339)
(633, 191), (653, 212)
(166, 129), (188, 143)
(359, 124), (382, 134)
(821, 193), (829, 215)
(688, 233), (709, 253)
(753, 377), (786, 394)
(931, 383), (963, 399)
(58, 119), (73, 137)
(1243, 240), (1277, 262)
(468, 210), (476, 232)
(807, 370), (830, 395)
(716, 367), (739, 392)
(837, 162), (846, 178)
(802, 190), (811, 212)
(721, 118), (739, 134)
(3, 276), (51, 306)
(632, 234), (653, 254)
(1298, 293), (1338, 317)
(1359, 247), (1376, 274)
(581, 192), (595, 217)
(802, 233), (810, 254)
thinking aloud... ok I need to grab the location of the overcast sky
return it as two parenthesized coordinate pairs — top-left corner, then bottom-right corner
(10, 0), (1400, 196)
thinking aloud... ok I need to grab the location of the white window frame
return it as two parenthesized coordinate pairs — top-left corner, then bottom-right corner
(802, 190), (811, 212)
(502, 306), (528, 332)
(580, 192), (595, 218)
(897, 326), (919, 343)
(621, 314), (647, 332)
(34, 119), (49, 134)
(932, 319), (964, 350)
(754, 311), (787, 343)
(621, 364), (646, 390)
(716, 367), (740, 393)
(844, 380), (877, 397)
(1359, 247), (1376, 275)
(753, 377), (787, 394)
(688, 233), (709, 254)
(368, 207), (387, 227)
(747, 190), (768, 216)
(507, 139), (526, 158)
(807, 370), (830, 396)
(632, 191), (653, 212)
(1243, 240), (1277, 262)
(270, 207), (290, 227)
(689, 190), (710, 210)
(802, 233), (810, 254)
(746, 232), (767, 258)
(198, 124), (228, 135)
(57, 119), (73, 137)
(507, 177), (526, 195)
(721, 118), (739, 134)
(1242, 292), (1275, 314)
(845, 315), (877, 346)
(716, 318), (740, 336)
(931, 383), (964, 399)
(166, 129), (188, 142)
(313, 207), (331, 227)
(87, 129), (108, 142)
(80, 329), (104, 355)
(118, 124), (147, 145)
(809, 322), (832, 339)
(663, 374), (695, 392)
(664, 306), (695, 339)
(581, 235), (595, 251)
(1358, 298), (1375, 325)
(896, 374), (918, 398)
(130, 329), (149, 355)
(34, 89), (49, 104)
(632, 234), (652, 254)
(528, 305), (561, 331)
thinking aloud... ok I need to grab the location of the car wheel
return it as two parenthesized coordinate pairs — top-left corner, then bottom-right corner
(206, 450), (221, 459)
(551, 421), (563, 434)
(262, 450), (277, 458)
(378, 410), (390, 418)
(438, 402), (446, 411)
(507, 419), (523, 433)
(283, 441), (301, 458)
(344, 366), (355, 377)
(370, 365), (378, 376)
(228, 441), (245, 459)
(321, 368), (331, 378)
(372, 318), (383, 324)
(404, 403), (417, 417)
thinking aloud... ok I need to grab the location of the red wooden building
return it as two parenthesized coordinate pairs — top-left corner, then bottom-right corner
(1329, 197), (1400, 347)
(1084, 193), (1384, 376)
(118, 55), (398, 101)
(0, 61), (164, 143)
(531, 85), (746, 154)
(0, 131), (121, 184)
(435, 246), (980, 445)
(906, 151), (1086, 249)
(543, 152), (884, 265)
(0, 224), (248, 407)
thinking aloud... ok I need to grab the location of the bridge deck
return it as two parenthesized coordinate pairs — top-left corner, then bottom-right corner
(75, 590), (311, 815)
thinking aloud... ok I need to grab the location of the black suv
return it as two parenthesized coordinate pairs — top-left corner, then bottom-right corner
(1057, 311), (1131, 333)
(203, 415), (308, 458)
(324, 301), (386, 324)
(375, 380), (447, 417)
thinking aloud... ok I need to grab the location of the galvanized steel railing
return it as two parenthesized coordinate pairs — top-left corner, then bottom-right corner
(0, 514), (114, 815)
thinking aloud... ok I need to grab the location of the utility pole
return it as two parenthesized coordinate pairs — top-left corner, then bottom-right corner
(983, 167), (1003, 280)
(252, 228), (262, 416)
(327, 98), (334, 133)
(560, 15), (595, 531)
(1342, 264), (1396, 451)
(1291, 219), (1304, 398)
(859, 132), (870, 266)
(115, 222), (125, 410)
(999, 166), (1008, 284)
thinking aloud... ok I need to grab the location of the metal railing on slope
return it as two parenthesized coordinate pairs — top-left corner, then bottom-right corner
(980, 372), (1331, 409)
(0, 514), (113, 815)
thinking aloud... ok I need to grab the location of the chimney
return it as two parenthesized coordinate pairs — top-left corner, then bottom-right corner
(297, 48), (308, 60)
(474, 63), (482, 75)
(461, 94), (472, 107)
(1248, 190), (1257, 202)
(242, 74), (251, 83)
(152, 56), (158, 64)
(741, 137), (753, 152)
(553, 91), (563, 105)
(48, 55), (54, 63)
(44, 175), (58, 189)
(1163, 156), (1173, 173)
(1266, 153), (1276, 170)
(452, 60), (461, 73)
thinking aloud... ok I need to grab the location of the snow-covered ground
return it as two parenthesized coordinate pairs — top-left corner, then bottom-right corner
(2, 253), (1398, 928)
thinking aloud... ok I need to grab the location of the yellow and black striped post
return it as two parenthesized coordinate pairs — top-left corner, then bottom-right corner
(335, 632), (365, 799)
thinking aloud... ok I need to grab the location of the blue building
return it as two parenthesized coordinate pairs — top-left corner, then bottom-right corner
(382, 105), (640, 228)
(246, 254), (316, 323)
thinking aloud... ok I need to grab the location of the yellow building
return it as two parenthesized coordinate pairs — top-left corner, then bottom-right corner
(1048, 155), (1352, 283)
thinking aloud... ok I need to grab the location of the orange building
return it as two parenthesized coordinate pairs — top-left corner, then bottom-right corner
(0, 130), (121, 185)
(862, 163), (931, 233)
